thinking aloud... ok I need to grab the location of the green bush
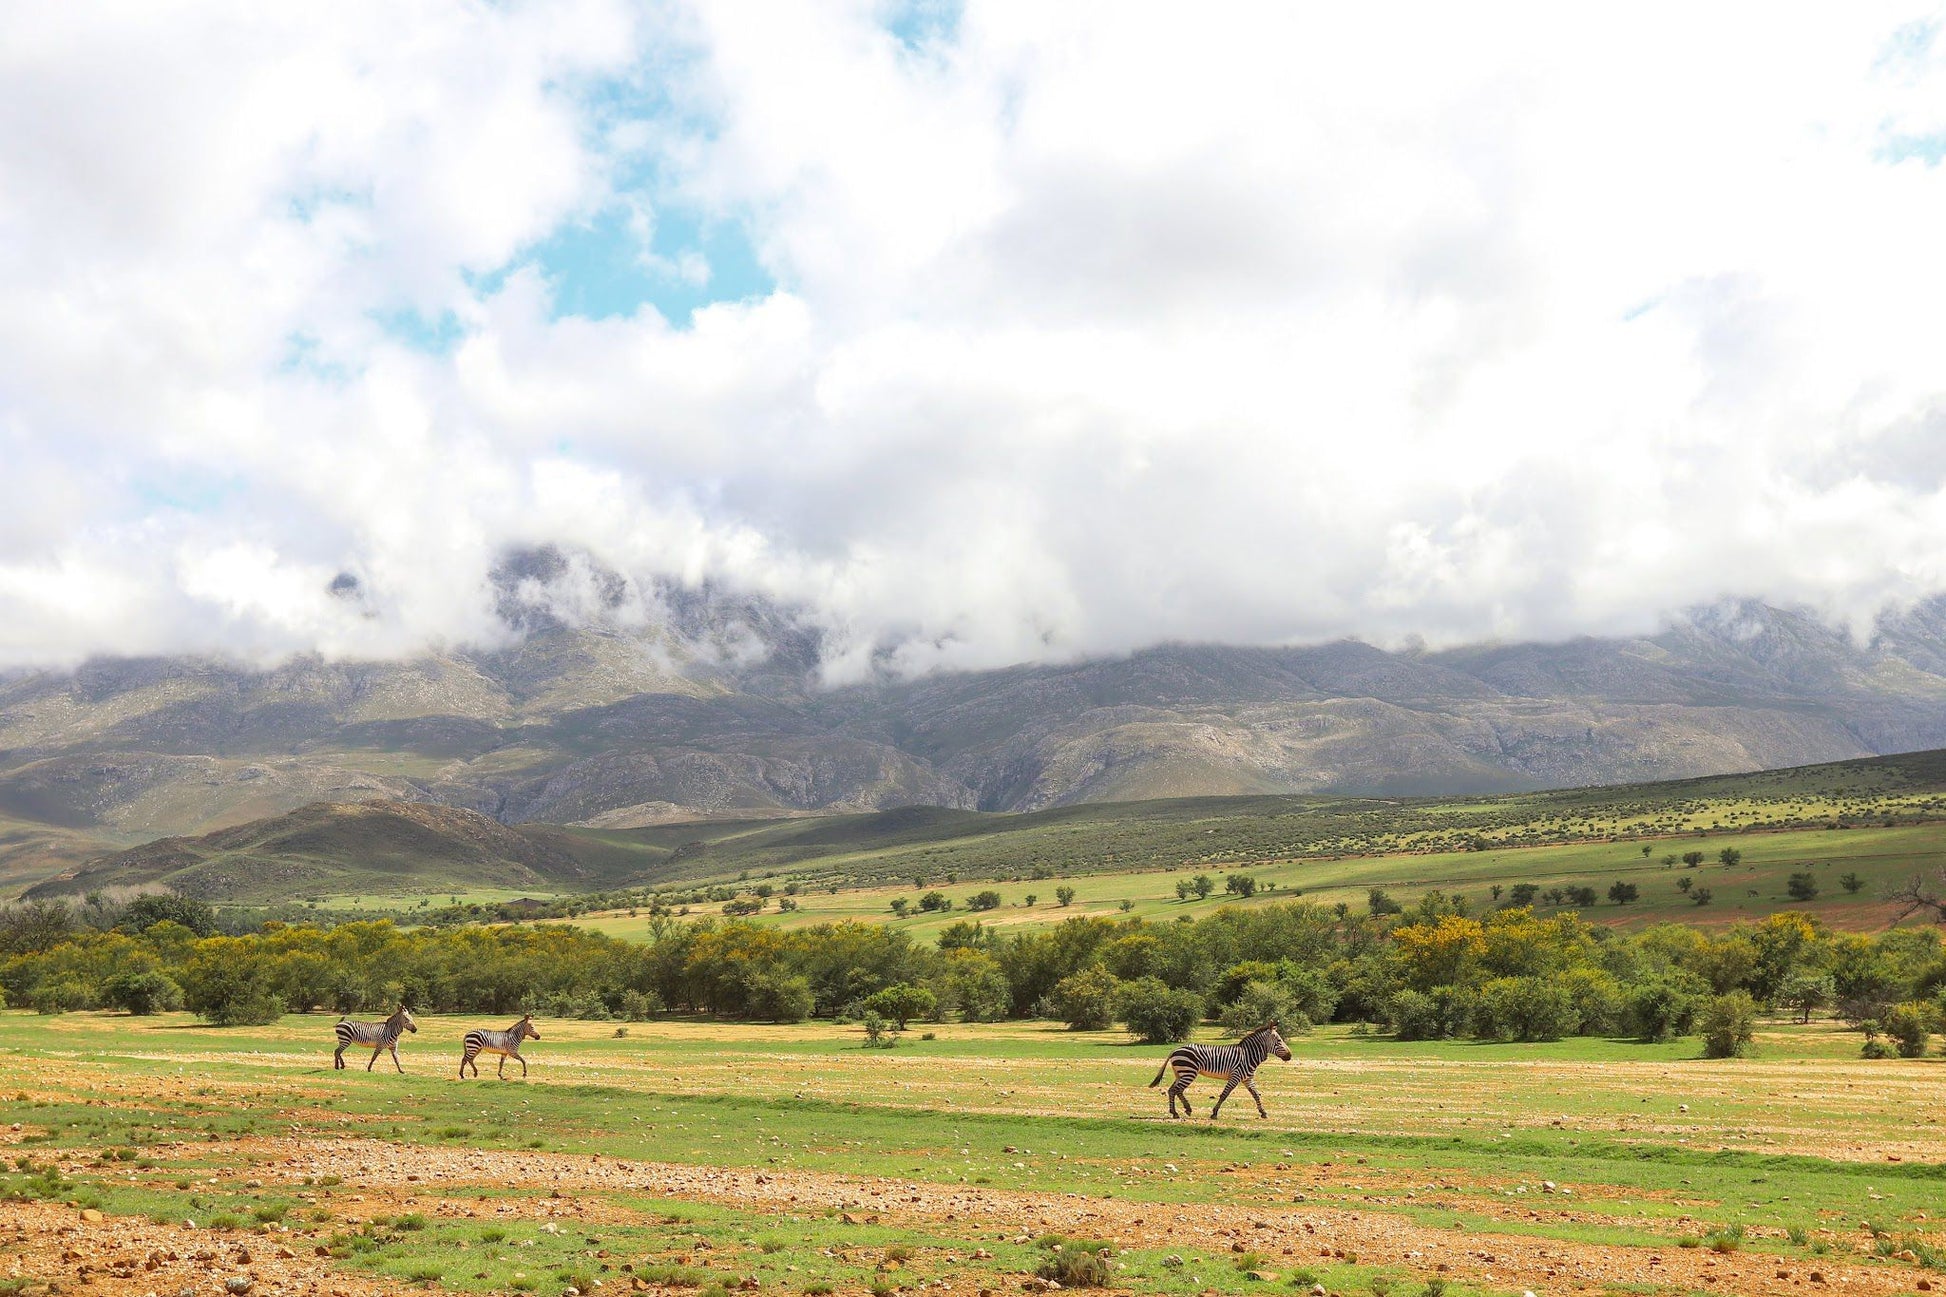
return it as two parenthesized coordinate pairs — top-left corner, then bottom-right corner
(1627, 978), (1701, 1042)
(100, 971), (183, 1016)
(863, 982), (936, 1030)
(29, 977), (92, 1015)
(748, 973), (815, 1023)
(1700, 990), (1758, 1058)
(1473, 976), (1578, 1041)
(1037, 1242), (1113, 1288)
(617, 989), (664, 1021)
(1117, 977), (1203, 1043)
(1880, 1001), (1935, 1058)
(1217, 980), (1307, 1036)
(1049, 967), (1122, 1030)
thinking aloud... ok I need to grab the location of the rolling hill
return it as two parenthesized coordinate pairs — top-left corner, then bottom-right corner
(28, 747), (1946, 910)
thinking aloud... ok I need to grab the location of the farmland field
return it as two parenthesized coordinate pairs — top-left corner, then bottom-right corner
(4, 1011), (1943, 1297)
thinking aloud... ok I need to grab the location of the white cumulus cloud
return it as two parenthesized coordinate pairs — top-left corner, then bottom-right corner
(3, 1), (1946, 675)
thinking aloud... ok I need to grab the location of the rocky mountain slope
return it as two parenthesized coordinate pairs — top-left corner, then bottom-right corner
(5, 555), (1946, 889)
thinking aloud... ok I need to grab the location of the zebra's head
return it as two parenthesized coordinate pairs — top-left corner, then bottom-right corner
(1253, 1021), (1292, 1061)
(521, 1013), (539, 1040)
(397, 1004), (418, 1033)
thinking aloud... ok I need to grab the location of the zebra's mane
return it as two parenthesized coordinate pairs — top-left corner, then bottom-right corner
(1239, 1022), (1278, 1041)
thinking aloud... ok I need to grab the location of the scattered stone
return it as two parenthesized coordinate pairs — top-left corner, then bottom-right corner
(79, 1209), (103, 1223)
(224, 1279), (253, 1296)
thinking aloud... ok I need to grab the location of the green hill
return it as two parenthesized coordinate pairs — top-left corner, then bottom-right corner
(23, 748), (1946, 919)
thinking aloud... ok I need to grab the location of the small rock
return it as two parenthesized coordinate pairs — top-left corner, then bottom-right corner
(79, 1209), (103, 1223)
(1310, 1286), (1327, 1297)
(1810, 1273), (1826, 1284)
(1245, 1271), (1278, 1284)
(224, 1279), (253, 1296)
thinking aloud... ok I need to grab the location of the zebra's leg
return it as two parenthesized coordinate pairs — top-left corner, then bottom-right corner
(1209, 1075), (1242, 1119)
(517, 1051), (527, 1078)
(366, 1045), (382, 1072)
(459, 1051), (472, 1079)
(1168, 1075), (1193, 1118)
(333, 1044), (346, 1070)
(1244, 1075), (1267, 1118)
(391, 1041), (405, 1074)
(497, 1053), (507, 1079)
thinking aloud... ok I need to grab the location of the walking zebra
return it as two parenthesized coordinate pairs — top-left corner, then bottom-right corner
(459, 1014), (541, 1079)
(333, 1004), (418, 1073)
(1148, 1021), (1292, 1119)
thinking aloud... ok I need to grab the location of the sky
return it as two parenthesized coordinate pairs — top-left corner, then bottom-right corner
(2, 2), (1945, 680)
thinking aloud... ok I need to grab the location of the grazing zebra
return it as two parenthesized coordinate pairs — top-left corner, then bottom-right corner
(1148, 1021), (1292, 1119)
(333, 1004), (418, 1073)
(459, 1014), (541, 1079)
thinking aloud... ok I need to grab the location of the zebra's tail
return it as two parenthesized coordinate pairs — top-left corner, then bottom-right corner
(1148, 1058), (1170, 1087)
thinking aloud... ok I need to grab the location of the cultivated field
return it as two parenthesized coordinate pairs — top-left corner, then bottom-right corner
(4, 1012), (1943, 1297)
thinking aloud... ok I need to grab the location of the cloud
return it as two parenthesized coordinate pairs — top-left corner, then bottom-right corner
(3, 2), (1946, 676)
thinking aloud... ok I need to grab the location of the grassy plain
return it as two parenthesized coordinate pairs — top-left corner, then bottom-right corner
(4, 1011), (1943, 1297)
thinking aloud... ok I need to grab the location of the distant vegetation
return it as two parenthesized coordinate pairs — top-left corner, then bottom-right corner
(4, 886), (1941, 1057)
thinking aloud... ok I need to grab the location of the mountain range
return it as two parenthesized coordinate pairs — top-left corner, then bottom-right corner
(6, 551), (1946, 892)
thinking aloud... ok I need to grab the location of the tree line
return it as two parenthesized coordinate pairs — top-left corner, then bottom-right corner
(1, 890), (1941, 1058)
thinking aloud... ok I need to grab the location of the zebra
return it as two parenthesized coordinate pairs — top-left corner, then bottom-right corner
(333, 1004), (418, 1073)
(1148, 1021), (1292, 1119)
(459, 1014), (541, 1079)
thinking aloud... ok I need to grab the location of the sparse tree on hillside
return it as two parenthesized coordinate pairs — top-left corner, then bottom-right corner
(1718, 847), (1743, 867)
(1683, 851), (1705, 868)
(1608, 881), (1639, 905)
(1224, 874), (1257, 898)
(1786, 872), (1819, 901)
(1691, 886), (1714, 906)
(1641, 844), (1653, 857)
(1190, 875), (1216, 899)
(1676, 876), (1694, 893)
(919, 891), (951, 912)
(1055, 886), (1076, 907)
(1840, 872), (1865, 895)
(889, 897), (911, 918)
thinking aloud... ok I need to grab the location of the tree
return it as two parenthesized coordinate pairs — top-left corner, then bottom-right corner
(1190, 875), (1216, 900)
(1607, 881), (1639, 905)
(116, 894), (218, 937)
(968, 891), (1002, 912)
(1567, 886), (1599, 907)
(1506, 882), (1540, 907)
(1175, 879), (1194, 900)
(863, 983), (937, 1030)
(1118, 899), (1135, 913)
(1786, 872), (1819, 901)
(1224, 874), (1258, 898)
(1691, 887), (1714, 906)
(889, 897), (911, 918)
(1367, 887), (1403, 916)
(1718, 847), (1743, 867)
(1840, 871), (1865, 894)
(1023, 893), (1038, 907)
(101, 970), (183, 1016)
(1489, 884), (1503, 901)
(1682, 851), (1705, 868)
(1777, 972), (1834, 1024)
(1641, 844), (1654, 857)
(1055, 886), (1076, 907)
(1879, 1001), (1935, 1058)
(1676, 876), (1694, 893)
(918, 891), (951, 912)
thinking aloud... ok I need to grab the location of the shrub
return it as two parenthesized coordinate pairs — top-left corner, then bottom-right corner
(1055, 886), (1077, 907)
(1776, 972), (1833, 1025)
(1880, 1001), (1935, 1058)
(1218, 980), (1305, 1036)
(1037, 1242), (1113, 1288)
(1367, 887), (1403, 916)
(1840, 871), (1865, 894)
(100, 971), (183, 1016)
(1117, 977), (1204, 1043)
(1607, 881), (1639, 905)
(918, 891), (951, 912)
(1385, 987), (1474, 1041)
(860, 1010), (898, 1048)
(1224, 874), (1258, 898)
(1505, 883), (1540, 907)
(1691, 886), (1714, 906)
(748, 974), (815, 1024)
(1049, 967), (1122, 1030)
(617, 989), (664, 1021)
(1700, 990), (1758, 1058)
(968, 891), (1002, 912)
(1473, 976), (1578, 1042)
(1718, 847), (1742, 867)
(1787, 872), (1819, 901)
(29, 977), (92, 1015)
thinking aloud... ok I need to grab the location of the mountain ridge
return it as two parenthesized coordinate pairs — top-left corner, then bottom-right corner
(7, 583), (1946, 891)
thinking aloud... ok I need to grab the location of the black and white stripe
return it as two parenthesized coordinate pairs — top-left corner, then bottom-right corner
(1148, 1021), (1292, 1119)
(459, 1014), (541, 1079)
(333, 1004), (418, 1073)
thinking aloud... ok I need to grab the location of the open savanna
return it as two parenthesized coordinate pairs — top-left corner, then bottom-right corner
(4, 1011), (1944, 1297)
(571, 821), (1946, 944)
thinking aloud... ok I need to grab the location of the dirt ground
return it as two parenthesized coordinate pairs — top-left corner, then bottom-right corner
(7, 1136), (1932, 1297)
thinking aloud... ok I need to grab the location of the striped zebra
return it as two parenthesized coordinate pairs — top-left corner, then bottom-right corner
(459, 1014), (541, 1079)
(333, 1004), (418, 1073)
(1148, 1021), (1292, 1119)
